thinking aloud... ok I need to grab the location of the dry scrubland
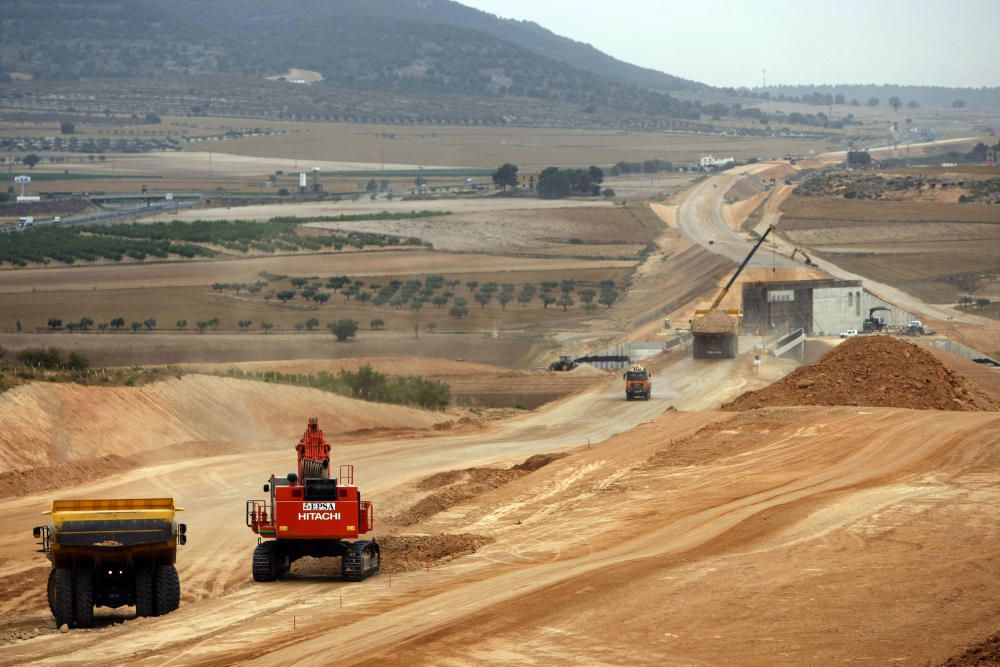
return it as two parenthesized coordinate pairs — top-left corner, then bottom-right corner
(779, 194), (1000, 302)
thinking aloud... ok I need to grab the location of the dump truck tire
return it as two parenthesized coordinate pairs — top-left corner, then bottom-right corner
(46, 569), (56, 616)
(155, 565), (180, 616)
(51, 568), (73, 629)
(135, 563), (155, 617)
(74, 569), (95, 628)
(252, 541), (278, 582)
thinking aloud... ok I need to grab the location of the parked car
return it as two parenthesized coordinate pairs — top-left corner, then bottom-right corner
(839, 329), (859, 338)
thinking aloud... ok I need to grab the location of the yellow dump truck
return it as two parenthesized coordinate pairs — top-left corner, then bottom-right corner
(33, 498), (187, 628)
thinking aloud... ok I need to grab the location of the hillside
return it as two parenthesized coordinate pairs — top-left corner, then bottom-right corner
(0, 0), (703, 119)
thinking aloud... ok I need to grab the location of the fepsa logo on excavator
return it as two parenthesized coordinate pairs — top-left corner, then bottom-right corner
(299, 502), (340, 520)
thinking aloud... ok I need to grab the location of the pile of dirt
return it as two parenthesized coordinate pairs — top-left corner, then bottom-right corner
(387, 452), (568, 526)
(377, 534), (495, 573)
(723, 336), (1000, 412)
(937, 634), (1000, 666)
(288, 534), (494, 576)
(691, 309), (736, 334)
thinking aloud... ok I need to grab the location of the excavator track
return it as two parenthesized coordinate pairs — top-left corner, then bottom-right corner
(341, 541), (380, 582)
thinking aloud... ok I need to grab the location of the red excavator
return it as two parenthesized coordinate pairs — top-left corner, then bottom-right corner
(246, 418), (380, 582)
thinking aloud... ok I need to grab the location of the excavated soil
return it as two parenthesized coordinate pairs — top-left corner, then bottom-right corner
(938, 635), (1000, 666)
(723, 336), (999, 412)
(387, 453), (568, 526)
(288, 534), (494, 577)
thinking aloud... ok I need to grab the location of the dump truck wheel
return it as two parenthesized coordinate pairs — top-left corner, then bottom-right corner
(154, 565), (180, 616)
(252, 541), (278, 582)
(46, 569), (56, 616)
(74, 569), (95, 628)
(51, 568), (73, 629)
(135, 563), (155, 617)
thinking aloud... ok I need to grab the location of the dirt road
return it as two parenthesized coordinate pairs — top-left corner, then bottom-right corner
(0, 344), (788, 663)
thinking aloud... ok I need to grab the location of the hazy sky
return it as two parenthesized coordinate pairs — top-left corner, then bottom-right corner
(460, 0), (999, 88)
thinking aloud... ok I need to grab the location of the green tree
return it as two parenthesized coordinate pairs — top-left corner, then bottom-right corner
(541, 294), (556, 309)
(449, 297), (469, 319)
(518, 284), (535, 306)
(370, 318), (385, 330)
(952, 99), (966, 109)
(465, 280), (479, 292)
(474, 291), (492, 308)
(557, 295), (575, 311)
(907, 100), (919, 109)
(599, 288), (619, 308)
(867, 97), (879, 107)
(47, 318), (62, 330)
(579, 287), (596, 304)
(195, 320), (209, 333)
(276, 290), (296, 303)
(23, 154), (41, 169)
(305, 317), (320, 331)
(260, 321), (274, 333)
(143, 318), (156, 331)
(560, 279), (576, 295)
(537, 168), (571, 198)
(492, 163), (519, 190)
(60, 121), (75, 134)
(131, 321), (143, 332)
(97, 322), (109, 332)
(888, 96), (902, 112)
(497, 292), (513, 310)
(238, 319), (252, 331)
(294, 322), (305, 333)
(111, 317), (125, 330)
(329, 318), (359, 341)
(176, 319), (188, 330)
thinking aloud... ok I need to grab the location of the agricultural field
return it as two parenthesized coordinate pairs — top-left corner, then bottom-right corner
(778, 192), (1000, 304)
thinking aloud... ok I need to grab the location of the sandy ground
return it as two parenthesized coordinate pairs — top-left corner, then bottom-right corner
(302, 206), (657, 254)
(148, 197), (613, 223)
(0, 146), (996, 666)
(1, 347), (997, 665)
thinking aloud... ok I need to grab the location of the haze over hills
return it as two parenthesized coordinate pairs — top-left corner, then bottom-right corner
(0, 0), (997, 127)
(0, 0), (703, 119)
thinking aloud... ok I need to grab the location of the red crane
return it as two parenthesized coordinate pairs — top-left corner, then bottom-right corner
(246, 418), (380, 581)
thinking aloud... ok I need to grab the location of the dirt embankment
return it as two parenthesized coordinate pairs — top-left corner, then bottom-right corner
(386, 453), (567, 526)
(290, 534), (495, 576)
(0, 374), (450, 497)
(938, 635), (1000, 666)
(723, 336), (999, 412)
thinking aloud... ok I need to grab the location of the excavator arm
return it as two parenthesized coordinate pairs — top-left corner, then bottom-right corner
(709, 225), (774, 309)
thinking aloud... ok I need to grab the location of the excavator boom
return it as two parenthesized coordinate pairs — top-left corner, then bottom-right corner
(709, 226), (774, 309)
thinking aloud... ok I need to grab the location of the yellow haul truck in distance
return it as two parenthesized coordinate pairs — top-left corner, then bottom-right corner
(33, 498), (187, 628)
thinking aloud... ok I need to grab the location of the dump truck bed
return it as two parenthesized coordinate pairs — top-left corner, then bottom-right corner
(691, 308), (741, 335)
(47, 498), (180, 551)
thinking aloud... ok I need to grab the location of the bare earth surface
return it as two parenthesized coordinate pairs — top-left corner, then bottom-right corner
(0, 148), (997, 666)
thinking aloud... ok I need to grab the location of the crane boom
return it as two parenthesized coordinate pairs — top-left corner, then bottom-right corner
(709, 225), (774, 310)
